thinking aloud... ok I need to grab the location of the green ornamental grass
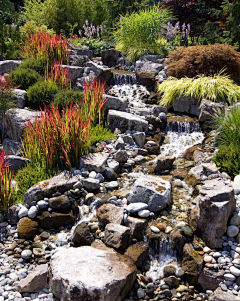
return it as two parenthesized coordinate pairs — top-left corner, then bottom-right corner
(158, 73), (240, 106)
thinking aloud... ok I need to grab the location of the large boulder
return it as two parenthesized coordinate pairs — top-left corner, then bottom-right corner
(23, 171), (82, 206)
(136, 72), (155, 90)
(79, 152), (109, 173)
(127, 175), (171, 212)
(12, 89), (27, 109)
(97, 204), (124, 225)
(61, 65), (84, 81)
(101, 49), (121, 67)
(155, 156), (175, 172)
(125, 242), (149, 268)
(2, 138), (22, 156)
(4, 155), (30, 172)
(0, 60), (21, 74)
(190, 178), (235, 249)
(86, 61), (113, 85)
(135, 60), (163, 75)
(50, 246), (137, 301)
(103, 95), (128, 112)
(198, 268), (224, 291)
(108, 110), (148, 133)
(104, 223), (130, 250)
(198, 99), (225, 122)
(17, 217), (38, 239)
(37, 210), (75, 229)
(173, 96), (200, 116)
(209, 287), (240, 301)
(6, 108), (40, 140)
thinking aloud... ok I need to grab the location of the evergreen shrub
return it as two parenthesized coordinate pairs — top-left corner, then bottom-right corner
(9, 68), (41, 90)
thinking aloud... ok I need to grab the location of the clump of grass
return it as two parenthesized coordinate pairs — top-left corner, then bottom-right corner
(46, 60), (71, 89)
(89, 124), (115, 145)
(158, 73), (240, 106)
(0, 149), (18, 212)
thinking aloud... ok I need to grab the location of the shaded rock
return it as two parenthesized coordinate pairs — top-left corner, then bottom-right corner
(12, 89), (27, 109)
(136, 72), (155, 89)
(108, 110), (148, 133)
(190, 178), (235, 249)
(169, 228), (186, 257)
(79, 152), (109, 173)
(182, 243), (203, 285)
(17, 217), (38, 239)
(198, 99), (224, 122)
(133, 132), (146, 148)
(122, 135), (134, 145)
(50, 246), (137, 301)
(103, 167), (117, 181)
(143, 141), (160, 155)
(114, 150), (128, 163)
(198, 268), (224, 291)
(125, 216), (147, 241)
(103, 95), (128, 112)
(163, 266), (177, 277)
(127, 175), (171, 212)
(61, 65), (83, 81)
(2, 139), (22, 156)
(208, 287), (240, 301)
(104, 223), (130, 250)
(82, 178), (100, 192)
(135, 61), (163, 75)
(173, 96), (200, 116)
(155, 156), (175, 172)
(0, 60), (21, 74)
(125, 242), (149, 268)
(17, 264), (48, 293)
(23, 170), (82, 206)
(72, 222), (92, 246)
(6, 204), (20, 225)
(87, 61), (113, 85)
(37, 210), (75, 229)
(48, 195), (71, 210)
(6, 108), (40, 140)
(97, 204), (124, 225)
(102, 49), (121, 67)
(4, 155), (30, 172)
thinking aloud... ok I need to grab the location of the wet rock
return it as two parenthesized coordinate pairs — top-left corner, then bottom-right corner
(103, 167), (117, 181)
(208, 287), (240, 301)
(48, 195), (71, 210)
(107, 159), (120, 172)
(173, 96), (200, 116)
(143, 141), (160, 155)
(87, 61), (113, 85)
(6, 204), (20, 225)
(37, 210), (75, 229)
(97, 204), (124, 225)
(108, 110), (148, 133)
(17, 217), (38, 239)
(0, 60), (21, 74)
(82, 178), (100, 192)
(104, 223), (130, 250)
(136, 71), (155, 89)
(17, 264), (48, 293)
(127, 175), (171, 212)
(190, 178), (235, 249)
(50, 246), (137, 301)
(133, 132), (146, 148)
(198, 268), (224, 290)
(72, 222), (92, 246)
(105, 181), (119, 190)
(163, 266), (177, 277)
(2, 138), (22, 156)
(182, 243), (203, 285)
(126, 202), (148, 213)
(125, 242), (149, 268)
(125, 216), (147, 241)
(164, 276), (179, 287)
(4, 155), (30, 172)
(103, 95), (128, 112)
(23, 170), (82, 205)
(6, 108), (40, 140)
(102, 49), (121, 67)
(79, 152), (109, 173)
(114, 150), (128, 163)
(155, 156), (175, 172)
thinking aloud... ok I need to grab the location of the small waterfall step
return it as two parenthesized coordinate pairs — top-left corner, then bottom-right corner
(113, 73), (137, 85)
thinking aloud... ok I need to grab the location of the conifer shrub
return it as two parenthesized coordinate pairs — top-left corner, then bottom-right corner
(27, 80), (59, 108)
(8, 68), (41, 90)
(52, 89), (84, 112)
(166, 44), (240, 84)
(18, 58), (48, 76)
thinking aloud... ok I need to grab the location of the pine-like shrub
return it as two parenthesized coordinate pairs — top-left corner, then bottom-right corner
(27, 80), (59, 108)
(18, 58), (48, 76)
(52, 89), (84, 112)
(166, 44), (240, 84)
(8, 68), (41, 90)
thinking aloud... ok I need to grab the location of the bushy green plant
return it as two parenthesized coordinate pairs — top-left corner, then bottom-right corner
(27, 80), (59, 108)
(89, 124), (115, 145)
(9, 68), (41, 90)
(73, 38), (111, 56)
(113, 6), (172, 61)
(158, 73), (240, 106)
(18, 57), (48, 76)
(15, 163), (59, 203)
(52, 89), (84, 112)
(166, 44), (240, 84)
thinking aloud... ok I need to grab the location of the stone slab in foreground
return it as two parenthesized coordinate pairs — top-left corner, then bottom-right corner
(50, 246), (137, 301)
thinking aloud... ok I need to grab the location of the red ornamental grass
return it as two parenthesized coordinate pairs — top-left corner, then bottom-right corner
(0, 149), (18, 212)
(47, 60), (71, 89)
(22, 31), (68, 64)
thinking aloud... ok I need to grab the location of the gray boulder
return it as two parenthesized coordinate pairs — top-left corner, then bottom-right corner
(104, 223), (130, 249)
(190, 178), (235, 249)
(198, 99), (224, 122)
(155, 156), (175, 172)
(2, 139), (22, 155)
(23, 170), (82, 206)
(133, 132), (146, 148)
(0, 60), (21, 74)
(12, 89), (27, 109)
(86, 61), (113, 85)
(50, 246), (137, 301)
(127, 175), (171, 212)
(82, 178), (100, 192)
(79, 152), (109, 173)
(101, 49), (121, 67)
(173, 96), (200, 116)
(5, 155), (30, 172)
(108, 110), (148, 133)
(103, 95), (128, 112)
(61, 65), (83, 81)
(209, 287), (240, 301)
(6, 108), (40, 140)
(135, 60), (163, 75)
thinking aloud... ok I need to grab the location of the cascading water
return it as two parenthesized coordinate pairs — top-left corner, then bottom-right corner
(161, 120), (204, 157)
(146, 237), (178, 282)
(113, 73), (137, 85)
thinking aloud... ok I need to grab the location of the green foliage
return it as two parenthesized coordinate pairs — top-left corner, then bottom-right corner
(0, 24), (21, 59)
(158, 74), (240, 106)
(15, 163), (59, 203)
(18, 58), (48, 76)
(52, 89), (84, 112)
(71, 38), (111, 56)
(167, 44), (240, 84)
(9, 68), (41, 90)
(113, 6), (172, 61)
(89, 124), (115, 146)
(27, 80), (59, 108)
(21, 0), (48, 27)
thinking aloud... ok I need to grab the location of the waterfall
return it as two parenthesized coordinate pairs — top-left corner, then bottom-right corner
(161, 121), (204, 157)
(113, 73), (137, 85)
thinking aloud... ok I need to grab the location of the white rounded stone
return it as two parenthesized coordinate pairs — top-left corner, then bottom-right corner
(151, 226), (160, 233)
(18, 206), (28, 219)
(203, 246), (211, 254)
(28, 206), (38, 219)
(138, 210), (150, 218)
(224, 273), (236, 281)
(230, 266), (240, 277)
(227, 225), (239, 237)
(21, 250), (32, 260)
(204, 255), (213, 263)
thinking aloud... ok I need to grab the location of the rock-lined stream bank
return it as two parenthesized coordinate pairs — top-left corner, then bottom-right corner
(1, 48), (240, 301)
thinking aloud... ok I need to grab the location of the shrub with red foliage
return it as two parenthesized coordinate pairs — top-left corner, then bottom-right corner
(166, 44), (240, 84)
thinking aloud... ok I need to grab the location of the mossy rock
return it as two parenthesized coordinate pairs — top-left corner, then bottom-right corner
(17, 217), (38, 239)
